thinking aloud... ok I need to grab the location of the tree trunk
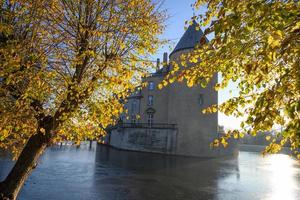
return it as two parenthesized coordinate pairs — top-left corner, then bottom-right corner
(0, 117), (53, 200)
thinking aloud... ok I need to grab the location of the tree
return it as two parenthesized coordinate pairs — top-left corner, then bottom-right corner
(0, 0), (165, 199)
(166, 0), (299, 156)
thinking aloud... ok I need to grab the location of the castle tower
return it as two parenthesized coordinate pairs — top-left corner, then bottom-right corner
(167, 22), (220, 157)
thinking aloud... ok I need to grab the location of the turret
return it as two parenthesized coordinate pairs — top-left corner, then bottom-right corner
(166, 20), (223, 157)
(169, 21), (207, 61)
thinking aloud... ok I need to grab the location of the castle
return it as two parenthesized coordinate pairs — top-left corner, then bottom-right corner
(107, 22), (237, 157)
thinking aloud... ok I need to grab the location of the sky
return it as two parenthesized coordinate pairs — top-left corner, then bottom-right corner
(154, 0), (242, 130)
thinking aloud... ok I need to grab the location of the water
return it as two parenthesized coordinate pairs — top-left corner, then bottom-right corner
(1, 143), (300, 200)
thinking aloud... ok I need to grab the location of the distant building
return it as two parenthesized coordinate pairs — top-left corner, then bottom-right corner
(108, 22), (237, 157)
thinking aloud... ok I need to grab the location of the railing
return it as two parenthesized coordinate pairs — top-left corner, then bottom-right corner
(117, 122), (177, 129)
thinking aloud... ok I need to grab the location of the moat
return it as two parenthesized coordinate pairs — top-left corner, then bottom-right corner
(1, 143), (300, 200)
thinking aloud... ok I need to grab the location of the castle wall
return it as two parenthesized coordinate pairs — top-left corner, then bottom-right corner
(110, 127), (177, 154)
(121, 94), (141, 123)
(168, 50), (220, 157)
(139, 75), (170, 124)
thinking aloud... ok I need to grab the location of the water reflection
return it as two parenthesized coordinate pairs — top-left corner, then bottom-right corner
(263, 154), (299, 200)
(0, 143), (299, 200)
(93, 145), (226, 200)
(216, 152), (300, 200)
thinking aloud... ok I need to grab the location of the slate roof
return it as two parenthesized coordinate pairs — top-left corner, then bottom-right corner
(169, 21), (208, 57)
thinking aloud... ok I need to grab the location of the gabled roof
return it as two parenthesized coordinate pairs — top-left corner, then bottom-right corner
(169, 21), (208, 57)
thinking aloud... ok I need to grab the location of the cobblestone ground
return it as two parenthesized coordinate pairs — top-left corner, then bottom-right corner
(1, 143), (300, 200)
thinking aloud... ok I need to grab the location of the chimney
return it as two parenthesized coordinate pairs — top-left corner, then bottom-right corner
(156, 58), (160, 71)
(163, 52), (168, 66)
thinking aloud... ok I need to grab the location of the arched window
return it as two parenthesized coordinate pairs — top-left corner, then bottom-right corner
(146, 108), (155, 127)
(148, 113), (154, 127)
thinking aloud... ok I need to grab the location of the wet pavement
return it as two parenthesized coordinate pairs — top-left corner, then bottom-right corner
(1, 143), (300, 200)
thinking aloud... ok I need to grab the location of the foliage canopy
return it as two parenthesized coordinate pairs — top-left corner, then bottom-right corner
(0, 0), (165, 157)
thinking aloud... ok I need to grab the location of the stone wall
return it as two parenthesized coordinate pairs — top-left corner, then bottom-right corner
(139, 75), (170, 124)
(167, 50), (220, 157)
(109, 127), (178, 154)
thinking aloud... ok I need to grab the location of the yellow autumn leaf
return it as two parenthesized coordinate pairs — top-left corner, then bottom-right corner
(40, 128), (46, 134)
(187, 80), (194, 87)
(158, 84), (163, 90)
(267, 35), (280, 48)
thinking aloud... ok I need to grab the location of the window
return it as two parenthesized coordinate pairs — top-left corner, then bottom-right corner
(131, 100), (137, 113)
(148, 113), (154, 127)
(119, 115), (124, 123)
(148, 81), (155, 90)
(148, 95), (153, 106)
(131, 114), (136, 124)
(198, 94), (204, 106)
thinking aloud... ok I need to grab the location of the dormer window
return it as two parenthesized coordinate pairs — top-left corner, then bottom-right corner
(148, 81), (155, 90)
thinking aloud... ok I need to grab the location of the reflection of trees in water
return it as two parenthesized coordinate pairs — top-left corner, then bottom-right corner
(93, 144), (240, 200)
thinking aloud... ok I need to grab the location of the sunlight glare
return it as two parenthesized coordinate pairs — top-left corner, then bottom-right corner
(263, 154), (299, 200)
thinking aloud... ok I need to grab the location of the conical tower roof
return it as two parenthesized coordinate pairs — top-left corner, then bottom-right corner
(170, 21), (207, 57)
